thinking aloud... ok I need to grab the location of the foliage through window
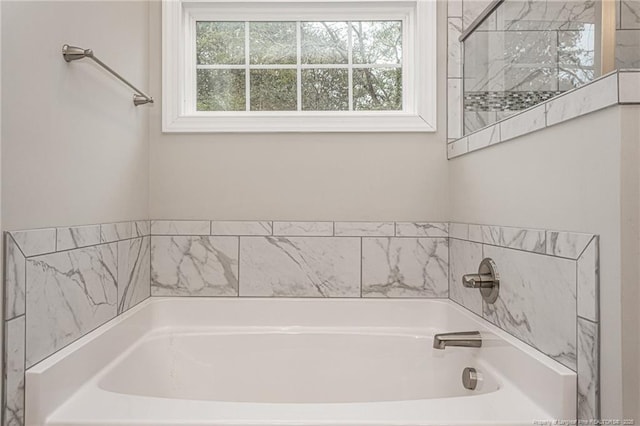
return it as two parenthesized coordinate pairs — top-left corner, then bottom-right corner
(195, 21), (403, 112)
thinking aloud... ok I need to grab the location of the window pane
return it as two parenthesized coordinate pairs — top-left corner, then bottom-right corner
(353, 68), (402, 110)
(301, 22), (349, 64)
(250, 22), (297, 64)
(302, 69), (348, 111)
(250, 69), (297, 111)
(352, 21), (402, 65)
(196, 22), (245, 65)
(197, 69), (246, 111)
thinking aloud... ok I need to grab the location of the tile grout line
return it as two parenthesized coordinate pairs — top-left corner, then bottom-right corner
(360, 237), (363, 298)
(237, 236), (241, 297)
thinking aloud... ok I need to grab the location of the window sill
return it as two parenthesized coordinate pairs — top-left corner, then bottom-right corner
(162, 114), (436, 133)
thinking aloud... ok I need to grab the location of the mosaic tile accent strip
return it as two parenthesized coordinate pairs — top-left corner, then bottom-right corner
(464, 90), (564, 112)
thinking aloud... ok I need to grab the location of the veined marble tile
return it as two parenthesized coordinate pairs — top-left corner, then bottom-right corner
(468, 124), (501, 152)
(483, 245), (577, 370)
(57, 224), (101, 251)
(616, 31), (640, 70)
(619, 71), (640, 103)
(500, 106), (546, 142)
(559, 66), (596, 92)
(5, 235), (26, 319)
(482, 225), (546, 254)
(272, 222), (334, 236)
(546, 74), (619, 126)
(118, 237), (151, 314)
(497, 0), (595, 31)
(463, 0), (495, 30)
(546, 231), (594, 259)
(558, 29), (595, 70)
(334, 222), (394, 237)
(151, 220), (210, 236)
(448, 0), (462, 17)
(449, 223), (469, 240)
(621, 0), (640, 28)
(502, 31), (558, 92)
(362, 238), (448, 298)
(505, 66), (559, 92)
(26, 243), (118, 368)
(448, 18), (463, 78)
(578, 318), (600, 420)
(396, 222), (449, 238)
(448, 138), (468, 159)
(449, 239), (483, 315)
(10, 228), (56, 257)
(447, 79), (463, 139)
(239, 237), (360, 297)
(4, 316), (25, 426)
(468, 224), (483, 243)
(465, 111), (499, 135)
(210, 221), (272, 236)
(100, 222), (133, 243)
(134, 220), (151, 238)
(464, 31), (506, 92)
(151, 236), (238, 296)
(578, 237), (599, 322)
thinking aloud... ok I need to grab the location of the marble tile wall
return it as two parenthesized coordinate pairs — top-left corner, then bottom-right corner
(3, 220), (151, 426)
(449, 222), (600, 421)
(448, 70), (640, 158)
(150, 221), (450, 299)
(448, 0), (640, 148)
(617, 0), (640, 68)
(457, 0), (597, 135)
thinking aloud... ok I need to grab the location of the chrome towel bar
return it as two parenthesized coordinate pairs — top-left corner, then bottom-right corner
(62, 44), (153, 106)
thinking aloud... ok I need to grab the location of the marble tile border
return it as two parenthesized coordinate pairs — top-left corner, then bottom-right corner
(7, 220), (150, 257)
(447, 70), (640, 159)
(3, 219), (151, 426)
(449, 222), (600, 420)
(449, 223), (594, 259)
(149, 221), (453, 239)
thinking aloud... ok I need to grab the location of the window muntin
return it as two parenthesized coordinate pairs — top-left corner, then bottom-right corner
(194, 20), (403, 113)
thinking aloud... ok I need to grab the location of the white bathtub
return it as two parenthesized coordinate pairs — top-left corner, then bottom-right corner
(26, 298), (576, 426)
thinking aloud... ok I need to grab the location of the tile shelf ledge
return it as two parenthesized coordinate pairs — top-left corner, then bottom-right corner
(448, 69), (640, 159)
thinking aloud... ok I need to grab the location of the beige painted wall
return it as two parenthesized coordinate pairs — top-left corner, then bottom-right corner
(620, 105), (640, 421)
(448, 106), (633, 418)
(148, 1), (450, 221)
(1, 1), (150, 231)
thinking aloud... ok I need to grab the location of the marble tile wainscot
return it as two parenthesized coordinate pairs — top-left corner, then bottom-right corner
(2, 220), (151, 426)
(3, 219), (600, 424)
(448, 70), (640, 159)
(150, 221), (451, 298)
(448, 223), (600, 421)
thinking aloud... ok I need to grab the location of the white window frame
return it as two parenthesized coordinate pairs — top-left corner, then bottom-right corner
(162, 0), (437, 133)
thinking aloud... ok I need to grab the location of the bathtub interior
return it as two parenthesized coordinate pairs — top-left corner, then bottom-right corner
(97, 329), (501, 403)
(26, 298), (577, 425)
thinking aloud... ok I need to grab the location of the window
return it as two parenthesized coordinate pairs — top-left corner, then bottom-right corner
(163, 0), (436, 132)
(196, 20), (403, 112)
